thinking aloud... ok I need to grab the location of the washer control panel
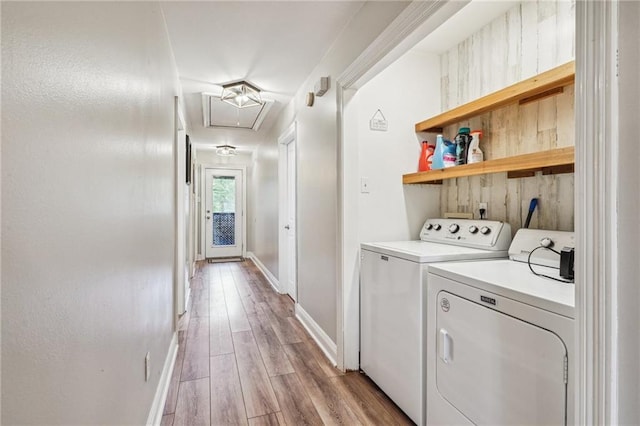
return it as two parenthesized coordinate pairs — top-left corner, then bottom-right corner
(420, 218), (512, 250)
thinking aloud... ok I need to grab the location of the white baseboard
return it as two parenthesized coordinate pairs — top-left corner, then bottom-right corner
(146, 333), (178, 426)
(295, 303), (338, 367)
(246, 251), (281, 294)
(184, 287), (191, 314)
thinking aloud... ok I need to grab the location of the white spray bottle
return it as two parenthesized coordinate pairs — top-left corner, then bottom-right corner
(467, 130), (484, 164)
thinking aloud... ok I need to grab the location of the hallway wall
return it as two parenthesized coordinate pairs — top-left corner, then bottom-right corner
(1, 3), (180, 424)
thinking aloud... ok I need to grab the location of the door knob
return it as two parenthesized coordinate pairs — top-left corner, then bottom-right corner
(284, 225), (290, 230)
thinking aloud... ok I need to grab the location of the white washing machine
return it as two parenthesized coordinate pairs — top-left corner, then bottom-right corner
(360, 218), (512, 425)
(426, 229), (575, 425)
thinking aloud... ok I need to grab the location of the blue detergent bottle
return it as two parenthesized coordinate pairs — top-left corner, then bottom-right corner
(432, 134), (445, 170)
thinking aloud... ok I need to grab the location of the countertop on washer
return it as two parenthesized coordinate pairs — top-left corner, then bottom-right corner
(361, 240), (508, 263)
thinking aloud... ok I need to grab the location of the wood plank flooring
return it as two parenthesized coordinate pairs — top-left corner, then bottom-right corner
(162, 260), (413, 426)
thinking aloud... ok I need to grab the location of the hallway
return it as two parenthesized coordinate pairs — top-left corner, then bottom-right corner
(161, 260), (412, 426)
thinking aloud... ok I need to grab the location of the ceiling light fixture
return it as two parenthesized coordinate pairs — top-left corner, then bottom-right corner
(216, 144), (237, 156)
(220, 81), (263, 109)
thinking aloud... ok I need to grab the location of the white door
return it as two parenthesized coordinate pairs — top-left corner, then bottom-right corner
(204, 168), (243, 259)
(279, 124), (297, 300)
(285, 141), (297, 300)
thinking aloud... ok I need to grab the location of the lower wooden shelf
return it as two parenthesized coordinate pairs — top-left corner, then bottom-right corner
(402, 146), (575, 184)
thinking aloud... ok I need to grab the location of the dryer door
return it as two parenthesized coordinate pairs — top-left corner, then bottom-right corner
(436, 291), (567, 425)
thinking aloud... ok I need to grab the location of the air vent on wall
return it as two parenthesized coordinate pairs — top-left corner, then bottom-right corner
(202, 93), (274, 131)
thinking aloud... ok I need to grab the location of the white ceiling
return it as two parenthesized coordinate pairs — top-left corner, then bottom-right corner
(161, 1), (365, 152)
(162, 1), (519, 154)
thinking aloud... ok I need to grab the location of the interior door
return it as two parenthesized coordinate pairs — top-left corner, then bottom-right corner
(204, 168), (243, 259)
(285, 141), (297, 300)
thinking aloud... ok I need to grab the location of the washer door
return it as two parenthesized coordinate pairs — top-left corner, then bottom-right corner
(436, 291), (567, 425)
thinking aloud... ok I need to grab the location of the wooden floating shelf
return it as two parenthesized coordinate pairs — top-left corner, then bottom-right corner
(415, 61), (575, 133)
(402, 147), (575, 184)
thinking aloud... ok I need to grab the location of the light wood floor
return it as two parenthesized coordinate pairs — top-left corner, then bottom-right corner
(162, 260), (413, 426)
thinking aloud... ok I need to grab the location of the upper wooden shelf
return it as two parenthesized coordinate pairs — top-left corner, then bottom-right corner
(403, 147), (574, 184)
(415, 61), (575, 133)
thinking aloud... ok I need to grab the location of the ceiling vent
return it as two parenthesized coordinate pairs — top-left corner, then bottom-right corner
(202, 93), (274, 131)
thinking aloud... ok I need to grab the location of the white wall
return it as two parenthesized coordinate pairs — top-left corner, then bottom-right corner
(353, 51), (442, 243)
(1, 3), (179, 424)
(249, 137), (281, 278)
(616, 1), (640, 422)
(251, 1), (411, 343)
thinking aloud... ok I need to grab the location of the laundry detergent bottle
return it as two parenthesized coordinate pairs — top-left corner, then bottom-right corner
(431, 134), (445, 170)
(418, 141), (435, 172)
(467, 130), (484, 164)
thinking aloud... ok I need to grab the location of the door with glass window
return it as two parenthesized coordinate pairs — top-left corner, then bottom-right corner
(204, 168), (243, 258)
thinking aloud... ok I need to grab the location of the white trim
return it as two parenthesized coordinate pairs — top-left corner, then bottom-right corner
(336, 84), (345, 372)
(337, 0), (467, 89)
(575, 1), (619, 424)
(338, 0), (456, 88)
(184, 287), (191, 315)
(146, 333), (178, 426)
(295, 303), (338, 367)
(246, 251), (281, 294)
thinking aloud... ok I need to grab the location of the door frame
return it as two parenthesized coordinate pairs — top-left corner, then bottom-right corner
(173, 97), (190, 321)
(278, 122), (297, 298)
(200, 165), (247, 259)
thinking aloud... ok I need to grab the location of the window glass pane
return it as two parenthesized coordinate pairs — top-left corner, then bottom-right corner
(212, 176), (235, 246)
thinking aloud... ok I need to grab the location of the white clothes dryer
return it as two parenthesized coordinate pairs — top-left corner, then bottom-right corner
(360, 218), (512, 425)
(426, 229), (575, 425)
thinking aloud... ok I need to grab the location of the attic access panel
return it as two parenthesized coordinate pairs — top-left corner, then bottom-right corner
(203, 94), (273, 131)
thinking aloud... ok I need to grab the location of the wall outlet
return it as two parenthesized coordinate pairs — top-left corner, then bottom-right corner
(145, 352), (150, 382)
(360, 177), (370, 193)
(479, 202), (488, 219)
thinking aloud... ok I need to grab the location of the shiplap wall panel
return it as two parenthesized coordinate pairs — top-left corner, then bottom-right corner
(438, 0), (575, 233)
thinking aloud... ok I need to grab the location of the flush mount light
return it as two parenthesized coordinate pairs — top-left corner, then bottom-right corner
(220, 81), (263, 108)
(216, 144), (237, 156)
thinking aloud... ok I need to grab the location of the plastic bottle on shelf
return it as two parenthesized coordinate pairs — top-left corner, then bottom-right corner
(455, 127), (472, 165)
(418, 141), (435, 172)
(443, 138), (457, 168)
(431, 135), (445, 170)
(467, 130), (484, 164)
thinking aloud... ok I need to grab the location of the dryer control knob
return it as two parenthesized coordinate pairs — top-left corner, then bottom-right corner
(468, 225), (479, 234)
(425, 223), (433, 230)
(480, 226), (491, 235)
(433, 224), (442, 231)
(448, 224), (460, 233)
